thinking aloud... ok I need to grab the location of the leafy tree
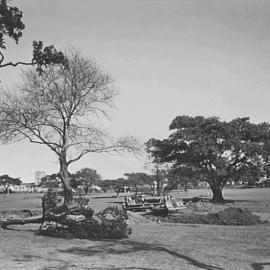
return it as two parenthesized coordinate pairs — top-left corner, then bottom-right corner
(40, 173), (61, 189)
(0, 0), (24, 49)
(146, 116), (270, 203)
(98, 179), (113, 192)
(125, 172), (154, 194)
(71, 168), (102, 194)
(260, 134), (270, 179)
(0, 50), (140, 204)
(0, 0), (68, 75)
(0, 174), (21, 193)
(145, 140), (169, 194)
(166, 165), (199, 191)
(97, 178), (128, 194)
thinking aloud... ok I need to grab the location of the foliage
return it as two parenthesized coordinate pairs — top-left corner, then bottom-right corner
(98, 179), (114, 192)
(40, 174), (62, 189)
(0, 0), (67, 74)
(0, 0), (25, 48)
(40, 191), (131, 239)
(0, 174), (21, 192)
(39, 207), (131, 239)
(97, 177), (133, 194)
(166, 165), (200, 190)
(125, 172), (154, 194)
(146, 116), (270, 202)
(70, 168), (102, 194)
(145, 139), (168, 193)
(32, 41), (68, 74)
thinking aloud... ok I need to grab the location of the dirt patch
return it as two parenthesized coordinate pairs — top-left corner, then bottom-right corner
(145, 207), (269, 225)
(185, 200), (235, 213)
(127, 211), (153, 225)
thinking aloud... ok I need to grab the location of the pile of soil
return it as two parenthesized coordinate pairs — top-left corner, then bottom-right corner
(145, 207), (268, 226)
(185, 201), (235, 213)
(127, 211), (152, 225)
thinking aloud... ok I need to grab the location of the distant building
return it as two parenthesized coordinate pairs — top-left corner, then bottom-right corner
(11, 183), (35, 193)
(35, 171), (46, 185)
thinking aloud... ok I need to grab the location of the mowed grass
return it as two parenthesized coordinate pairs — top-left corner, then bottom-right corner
(0, 188), (270, 270)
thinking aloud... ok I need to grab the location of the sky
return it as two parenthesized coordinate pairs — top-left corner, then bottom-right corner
(1, 0), (270, 182)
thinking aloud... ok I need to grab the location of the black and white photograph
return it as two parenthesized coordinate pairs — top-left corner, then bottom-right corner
(0, 0), (270, 269)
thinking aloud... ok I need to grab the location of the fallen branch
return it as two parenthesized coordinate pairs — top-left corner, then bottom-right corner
(0, 211), (70, 229)
(0, 216), (44, 229)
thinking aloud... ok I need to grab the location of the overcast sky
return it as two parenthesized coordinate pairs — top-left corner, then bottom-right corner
(1, 0), (270, 182)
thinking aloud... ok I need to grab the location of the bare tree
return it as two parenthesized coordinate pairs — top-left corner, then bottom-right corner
(0, 49), (140, 204)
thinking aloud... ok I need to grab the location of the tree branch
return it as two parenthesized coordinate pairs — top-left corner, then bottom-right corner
(0, 50), (36, 68)
(0, 61), (35, 68)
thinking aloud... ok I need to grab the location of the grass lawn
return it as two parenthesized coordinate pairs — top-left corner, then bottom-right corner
(0, 188), (270, 270)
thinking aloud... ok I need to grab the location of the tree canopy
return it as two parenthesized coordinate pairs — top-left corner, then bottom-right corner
(147, 116), (270, 202)
(70, 168), (102, 194)
(146, 139), (169, 194)
(40, 173), (61, 189)
(0, 174), (21, 193)
(0, 0), (67, 74)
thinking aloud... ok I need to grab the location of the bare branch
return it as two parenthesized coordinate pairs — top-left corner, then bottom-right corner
(67, 136), (142, 165)
(0, 60), (35, 68)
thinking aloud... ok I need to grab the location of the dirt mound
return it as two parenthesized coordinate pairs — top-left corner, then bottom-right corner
(207, 207), (266, 225)
(186, 201), (233, 213)
(148, 207), (268, 226)
(127, 211), (152, 225)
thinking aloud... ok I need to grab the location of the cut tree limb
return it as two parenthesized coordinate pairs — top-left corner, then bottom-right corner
(0, 216), (44, 229)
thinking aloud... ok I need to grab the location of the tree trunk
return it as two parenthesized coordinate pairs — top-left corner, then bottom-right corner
(84, 186), (90, 194)
(59, 154), (73, 205)
(210, 184), (225, 203)
(0, 217), (43, 229)
(156, 166), (160, 195)
(184, 181), (188, 192)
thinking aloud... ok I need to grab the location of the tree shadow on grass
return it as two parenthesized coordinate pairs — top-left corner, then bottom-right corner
(41, 262), (71, 270)
(84, 267), (163, 270)
(12, 253), (44, 262)
(104, 201), (123, 204)
(11, 253), (72, 270)
(185, 197), (258, 204)
(2, 225), (39, 232)
(58, 240), (224, 270)
(92, 196), (118, 199)
(251, 262), (270, 270)
(225, 199), (257, 203)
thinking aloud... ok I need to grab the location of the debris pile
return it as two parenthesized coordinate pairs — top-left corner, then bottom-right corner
(127, 211), (152, 225)
(39, 191), (131, 239)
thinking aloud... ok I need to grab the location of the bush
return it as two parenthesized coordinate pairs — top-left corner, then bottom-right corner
(39, 190), (131, 239)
